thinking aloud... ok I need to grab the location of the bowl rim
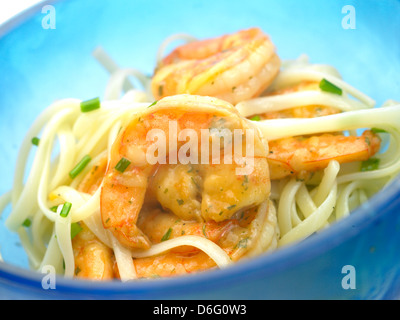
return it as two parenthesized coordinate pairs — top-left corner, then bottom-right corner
(0, 0), (60, 38)
(1, 0), (400, 298)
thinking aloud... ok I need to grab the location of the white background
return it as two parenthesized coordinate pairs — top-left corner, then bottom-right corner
(0, 0), (44, 25)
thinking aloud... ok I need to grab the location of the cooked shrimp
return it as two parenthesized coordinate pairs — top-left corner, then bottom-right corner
(148, 160), (270, 223)
(152, 28), (281, 104)
(240, 81), (380, 179)
(147, 164), (203, 221)
(100, 94), (270, 250)
(72, 222), (115, 280)
(131, 251), (216, 278)
(128, 200), (277, 278)
(72, 160), (115, 280)
(267, 130), (381, 180)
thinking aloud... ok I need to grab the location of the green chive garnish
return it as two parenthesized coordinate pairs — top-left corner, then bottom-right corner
(80, 97), (100, 113)
(115, 157), (131, 173)
(69, 155), (92, 179)
(71, 222), (83, 239)
(360, 158), (380, 172)
(50, 205), (58, 212)
(176, 199), (184, 206)
(31, 137), (40, 146)
(22, 218), (31, 228)
(60, 202), (72, 218)
(161, 228), (172, 241)
(250, 115), (261, 121)
(148, 101), (158, 108)
(227, 204), (237, 210)
(371, 128), (388, 134)
(319, 78), (342, 95)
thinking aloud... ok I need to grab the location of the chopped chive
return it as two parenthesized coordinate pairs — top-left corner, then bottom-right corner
(22, 218), (31, 228)
(319, 78), (342, 95)
(191, 177), (200, 189)
(360, 158), (380, 172)
(176, 199), (184, 206)
(50, 205), (58, 212)
(148, 100), (158, 108)
(227, 204), (237, 210)
(31, 137), (40, 146)
(80, 97), (100, 113)
(371, 128), (388, 134)
(250, 115), (261, 121)
(69, 155), (92, 179)
(161, 228), (172, 241)
(70, 222), (83, 239)
(60, 202), (72, 218)
(115, 157), (131, 173)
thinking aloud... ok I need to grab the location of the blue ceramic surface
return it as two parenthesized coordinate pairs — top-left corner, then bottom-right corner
(0, 0), (400, 299)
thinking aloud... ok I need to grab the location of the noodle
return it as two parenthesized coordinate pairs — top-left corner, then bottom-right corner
(131, 236), (232, 268)
(109, 231), (137, 282)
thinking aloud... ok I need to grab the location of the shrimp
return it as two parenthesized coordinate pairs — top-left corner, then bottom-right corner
(123, 200), (277, 278)
(267, 130), (381, 180)
(100, 94), (270, 250)
(72, 160), (115, 280)
(147, 161), (270, 223)
(151, 28), (281, 105)
(72, 222), (115, 280)
(241, 81), (381, 179)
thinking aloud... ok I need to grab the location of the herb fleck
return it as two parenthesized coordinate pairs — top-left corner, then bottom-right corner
(148, 100), (158, 108)
(234, 237), (249, 249)
(202, 225), (208, 238)
(75, 266), (81, 275)
(161, 228), (172, 241)
(191, 177), (200, 189)
(250, 115), (261, 121)
(22, 218), (31, 228)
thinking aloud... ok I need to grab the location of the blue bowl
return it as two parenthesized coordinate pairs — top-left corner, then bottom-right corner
(1, 0), (400, 300)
